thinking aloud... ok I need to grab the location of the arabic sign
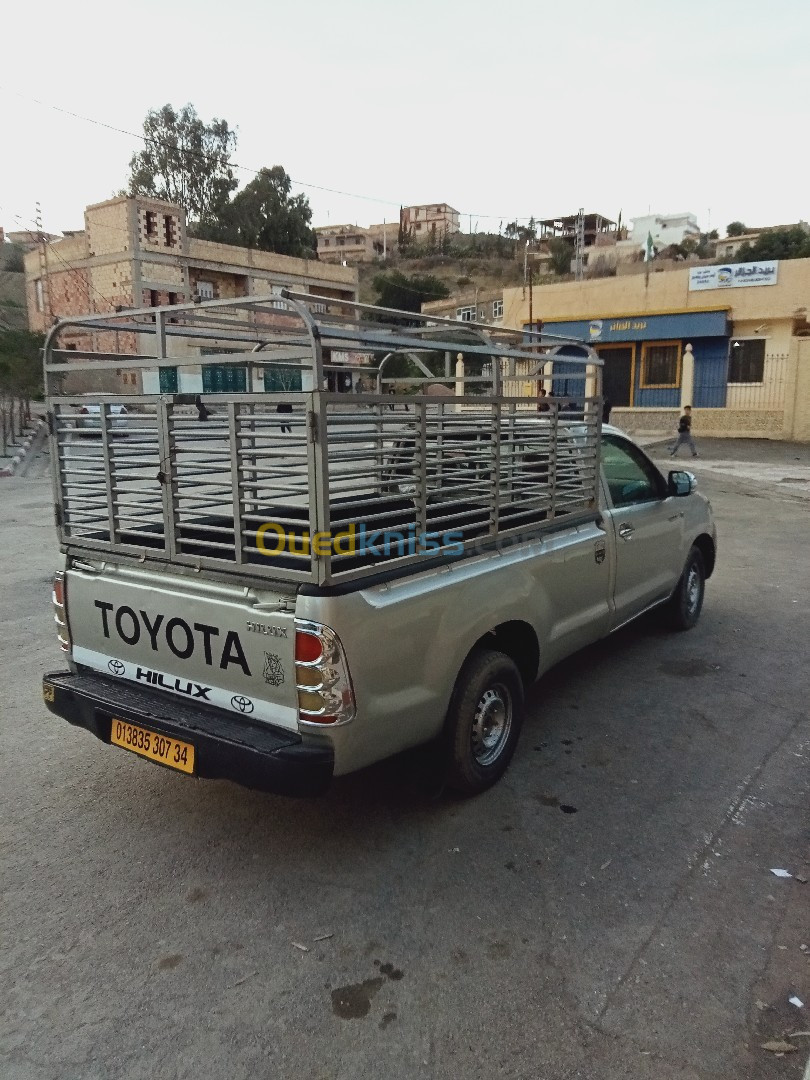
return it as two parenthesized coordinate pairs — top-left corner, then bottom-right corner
(689, 262), (778, 291)
(536, 310), (728, 343)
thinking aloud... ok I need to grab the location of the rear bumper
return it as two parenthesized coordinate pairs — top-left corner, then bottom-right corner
(42, 669), (333, 797)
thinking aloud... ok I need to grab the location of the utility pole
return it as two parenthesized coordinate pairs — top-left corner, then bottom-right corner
(35, 201), (52, 323)
(383, 218), (386, 260)
(574, 207), (585, 282)
(528, 267), (534, 344)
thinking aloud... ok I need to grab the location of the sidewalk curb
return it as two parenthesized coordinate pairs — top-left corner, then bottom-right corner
(0, 419), (46, 478)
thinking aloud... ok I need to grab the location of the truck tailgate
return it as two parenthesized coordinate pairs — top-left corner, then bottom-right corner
(65, 561), (300, 731)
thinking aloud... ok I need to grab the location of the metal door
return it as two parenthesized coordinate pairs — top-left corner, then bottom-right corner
(599, 347), (633, 407)
(600, 434), (684, 622)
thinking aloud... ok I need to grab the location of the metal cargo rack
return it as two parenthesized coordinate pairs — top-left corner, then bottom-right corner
(44, 291), (603, 586)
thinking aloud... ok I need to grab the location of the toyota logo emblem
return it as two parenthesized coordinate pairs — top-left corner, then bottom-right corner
(108, 659), (125, 676)
(230, 695), (254, 715)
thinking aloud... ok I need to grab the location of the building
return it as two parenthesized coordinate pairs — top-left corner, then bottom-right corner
(314, 221), (399, 264)
(315, 204), (459, 265)
(501, 259), (810, 442)
(3, 228), (62, 251)
(315, 224), (372, 263)
(25, 195), (358, 394)
(716, 222), (810, 261)
(422, 289), (504, 325)
(399, 204), (460, 242)
(631, 212), (701, 250)
(537, 213), (618, 249)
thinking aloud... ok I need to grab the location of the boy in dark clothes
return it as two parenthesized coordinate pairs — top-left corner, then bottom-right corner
(669, 405), (698, 457)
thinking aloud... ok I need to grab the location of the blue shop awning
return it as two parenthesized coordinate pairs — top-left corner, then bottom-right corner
(535, 309), (729, 343)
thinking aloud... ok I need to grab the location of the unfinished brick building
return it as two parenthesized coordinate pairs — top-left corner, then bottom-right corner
(25, 196), (358, 394)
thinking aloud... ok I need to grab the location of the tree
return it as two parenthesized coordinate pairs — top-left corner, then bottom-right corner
(518, 217), (538, 245)
(0, 242), (25, 273)
(371, 271), (450, 314)
(726, 221), (747, 237)
(364, 272), (451, 379)
(733, 227), (810, 263)
(128, 104), (237, 224)
(201, 166), (316, 258)
(548, 238), (574, 276)
(0, 329), (44, 455)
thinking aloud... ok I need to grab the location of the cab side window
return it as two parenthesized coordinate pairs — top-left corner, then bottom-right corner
(602, 435), (664, 508)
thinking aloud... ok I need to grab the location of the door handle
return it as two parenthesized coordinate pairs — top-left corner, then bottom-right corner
(618, 523), (634, 540)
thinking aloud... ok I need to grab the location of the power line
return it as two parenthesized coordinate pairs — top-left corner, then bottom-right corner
(0, 205), (117, 312)
(0, 85), (539, 224)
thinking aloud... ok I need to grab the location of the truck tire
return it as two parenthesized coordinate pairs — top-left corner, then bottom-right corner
(444, 648), (525, 795)
(666, 545), (706, 630)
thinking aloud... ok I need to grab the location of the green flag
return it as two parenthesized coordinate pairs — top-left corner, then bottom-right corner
(645, 231), (655, 262)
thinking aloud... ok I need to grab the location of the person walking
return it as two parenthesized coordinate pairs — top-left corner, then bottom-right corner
(276, 401), (292, 434)
(669, 405), (698, 458)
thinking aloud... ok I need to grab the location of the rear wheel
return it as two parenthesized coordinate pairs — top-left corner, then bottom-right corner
(666, 545), (706, 630)
(444, 648), (525, 795)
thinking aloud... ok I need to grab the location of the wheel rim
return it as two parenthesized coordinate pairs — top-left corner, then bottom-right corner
(686, 565), (702, 614)
(471, 683), (513, 767)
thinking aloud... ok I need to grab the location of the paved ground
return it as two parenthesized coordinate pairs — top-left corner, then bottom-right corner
(2, 443), (808, 1080)
(644, 437), (810, 501)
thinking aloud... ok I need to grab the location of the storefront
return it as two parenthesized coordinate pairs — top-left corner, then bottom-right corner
(529, 309), (730, 408)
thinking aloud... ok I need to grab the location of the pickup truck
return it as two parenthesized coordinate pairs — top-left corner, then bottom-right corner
(42, 294), (716, 797)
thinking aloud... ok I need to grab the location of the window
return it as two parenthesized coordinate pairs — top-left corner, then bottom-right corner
(149, 289), (160, 307)
(163, 215), (175, 246)
(456, 306), (476, 322)
(728, 338), (765, 383)
(415, 223), (422, 231)
(167, 292), (178, 305)
(322, 238), (330, 246)
(264, 365), (303, 392)
(602, 435), (664, 507)
(202, 364), (247, 393)
(492, 299), (503, 319)
(159, 367), (179, 393)
(34, 279), (44, 312)
(641, 341), (681, 387)
(196, 281), (214, 300)
(145, 211), (158, 238)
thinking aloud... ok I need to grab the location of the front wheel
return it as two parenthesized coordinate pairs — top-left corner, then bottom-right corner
(665, 546), (706, 630)
(444, 648), (525, 796)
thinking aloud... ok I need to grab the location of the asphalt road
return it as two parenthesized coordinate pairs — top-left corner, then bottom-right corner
(2, 445), (808, 1080)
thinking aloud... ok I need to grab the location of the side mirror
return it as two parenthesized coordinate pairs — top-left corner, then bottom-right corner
(668, 470), (696, 497)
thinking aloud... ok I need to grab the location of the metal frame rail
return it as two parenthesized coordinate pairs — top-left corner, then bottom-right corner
(44, 292), (602, 586)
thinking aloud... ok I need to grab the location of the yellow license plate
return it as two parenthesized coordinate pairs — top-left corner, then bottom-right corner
(110, 719), (195, 774)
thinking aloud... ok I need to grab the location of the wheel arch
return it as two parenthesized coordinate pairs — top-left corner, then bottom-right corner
(692, 533), (716, 578)
(469, 620), (540, 688)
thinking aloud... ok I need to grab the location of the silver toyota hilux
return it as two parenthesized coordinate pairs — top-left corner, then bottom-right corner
(42, 295), (716, 797)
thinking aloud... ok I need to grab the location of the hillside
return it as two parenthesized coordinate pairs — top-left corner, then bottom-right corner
(357, 254), (527, 305)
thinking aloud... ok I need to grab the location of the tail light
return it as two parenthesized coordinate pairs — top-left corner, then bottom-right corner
(52, 571), (71, 653)
(294, 620), (355, 726)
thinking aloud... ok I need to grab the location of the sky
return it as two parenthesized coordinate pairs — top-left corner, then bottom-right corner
(2, 0), (808, 240)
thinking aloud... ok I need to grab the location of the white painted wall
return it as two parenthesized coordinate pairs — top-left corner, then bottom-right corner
(631, 212), (701, 249)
